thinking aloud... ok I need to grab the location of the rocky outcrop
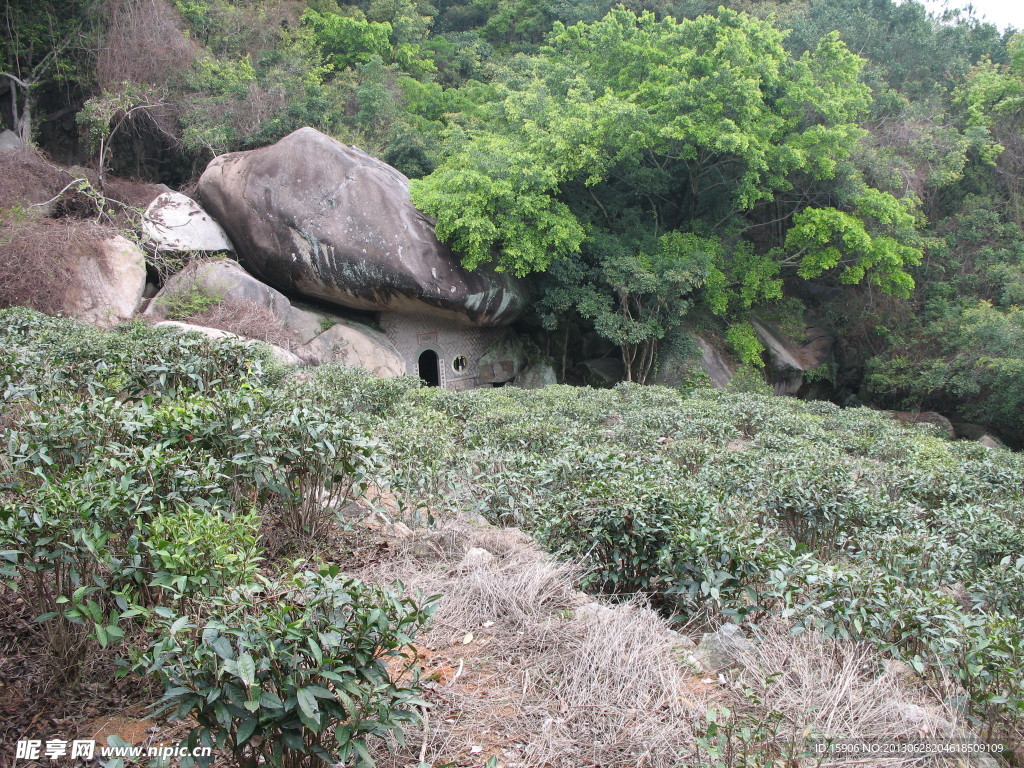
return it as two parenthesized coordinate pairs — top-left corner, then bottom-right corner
(64, 235), (146, 329)
(885, 410), (956, 439)
(579, 358), (624, 388)
(197, 127), (526, 326)
(154, 321), (305, 366)
(297, 320), (405, 377)
(0, 129), (24, 152)
(692, 624), (755, 672)
(952, 422), (1007, 448)
(143, 192), (235, 253)
(478, 329), (527, 384)
(514, 356), (558, 389)
(654, 335), (735, 390)
(146, 258), (407, 377)
(146, 258), (289, 320)
(751, 318), (833, 396)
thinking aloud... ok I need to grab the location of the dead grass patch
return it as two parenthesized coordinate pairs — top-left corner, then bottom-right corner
(0, 215), (117, 315)
(0, 146), (67, 209)
(736, 620), (972, 767)
(182, 296), (301, 351)
(355, 522), (709, 768)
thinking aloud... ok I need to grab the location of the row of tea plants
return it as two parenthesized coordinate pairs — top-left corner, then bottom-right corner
(3, 307), (1023, 762)
(0, 309), (435, 767)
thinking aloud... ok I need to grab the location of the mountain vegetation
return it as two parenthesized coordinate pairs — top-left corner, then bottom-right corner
(4, 0), (1024, 438)
(4, 0), (1024, 765)
(2, 309), (1023, 764)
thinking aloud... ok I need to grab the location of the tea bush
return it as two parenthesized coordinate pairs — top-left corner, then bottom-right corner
(4, 308), (1024, 749)
(134, 568), (436, 768)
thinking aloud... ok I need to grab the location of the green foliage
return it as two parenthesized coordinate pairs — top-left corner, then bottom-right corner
(134, 568), (435, 768)
(412, 7), (921, 372)
(0, 310), (382, 687)
(303, 9), (394, 71)
(144, 506), (262, 597)
(867, 302), (1024, 435)
(724, 323), (765, 368)
(785, 188), (922, 297)
(157, 284), (224, 321)
(5, 309), (1024, 745)
(410, 131), (585, 275)
(537, 450), (710, 596)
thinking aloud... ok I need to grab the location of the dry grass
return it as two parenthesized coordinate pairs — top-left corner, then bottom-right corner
(735, 620), (972, 767)
(0, 146), (67, 209)
(96, 0), (196, 95)
(348, 520), (997, 768)
(356, 521), (709, 768)
(0, 215), (116, 315)
(182, 296), (301, 351)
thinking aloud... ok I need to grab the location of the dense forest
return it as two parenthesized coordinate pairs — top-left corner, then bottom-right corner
(3, 0), (1024, 442)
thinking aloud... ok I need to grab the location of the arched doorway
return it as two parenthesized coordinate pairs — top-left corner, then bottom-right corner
(417, 349), (440, 387)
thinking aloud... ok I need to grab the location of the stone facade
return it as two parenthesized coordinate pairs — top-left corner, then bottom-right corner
(380, 312), (505, 390)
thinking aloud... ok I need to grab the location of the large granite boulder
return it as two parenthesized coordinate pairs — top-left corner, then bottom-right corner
(64, 235), (147, 329)
(197, 127), (525, 326)
(146, 259), (406, 376)
(154, 321), (305, 367)
(751, 318), (833, 396)
(578, 358), (624, 388)
(478, 329), (527, 384)
(145, 258), (291, 321)
(885, 410), (956, 439)
(654, 335), (735, 389)
(514, 356), (558, 389)
(297, 320), (405, 377)
(0, 129), (24, 152)
(143, 192), (235, 253)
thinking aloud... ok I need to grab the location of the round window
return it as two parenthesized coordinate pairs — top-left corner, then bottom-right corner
(452, 355), (468, 373)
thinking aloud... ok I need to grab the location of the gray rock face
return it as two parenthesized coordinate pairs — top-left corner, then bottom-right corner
(64, 235), (146, 329)
(693, 624), (755, 672)
(751, 318), (833, 396)
(579, 358), (624, 388)
(143, 192), (235, 253)
(297, 320), (405, 377)
(197, 127), (526, 326)
(885, 410), (956, 439)
(145, 258), (292, 321)
(977, 435), (1005, 450)
(0, 129), (24, 152)
(146, 258), (405, 377)
(514, 356), (559, 389)
(478, 329), (527, 384)
(654, 335), (735, 389)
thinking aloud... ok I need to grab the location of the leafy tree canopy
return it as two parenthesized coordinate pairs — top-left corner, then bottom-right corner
(411, 6), (923, 379)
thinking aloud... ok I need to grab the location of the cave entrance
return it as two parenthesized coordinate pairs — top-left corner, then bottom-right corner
(418, 349), (440, 387)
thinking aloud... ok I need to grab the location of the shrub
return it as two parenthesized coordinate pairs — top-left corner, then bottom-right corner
(156, 283), (224, 321)
(301, 364), (419, 417)
(538, 450), (710, 598)
(0, 472), (132, 681)
(134, 568), (436, 768)
(144, 505), (262, 596)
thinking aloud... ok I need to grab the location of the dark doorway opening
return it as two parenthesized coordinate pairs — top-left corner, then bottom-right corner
(418, 349), (440, 387)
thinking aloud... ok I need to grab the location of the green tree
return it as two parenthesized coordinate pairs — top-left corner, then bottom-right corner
(1, 0), (99, 142)
(302, 8), (394, 72)
(412, 7), (923, 380)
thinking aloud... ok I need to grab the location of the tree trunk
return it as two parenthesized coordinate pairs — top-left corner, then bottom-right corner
(2, 74), (32, 142)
